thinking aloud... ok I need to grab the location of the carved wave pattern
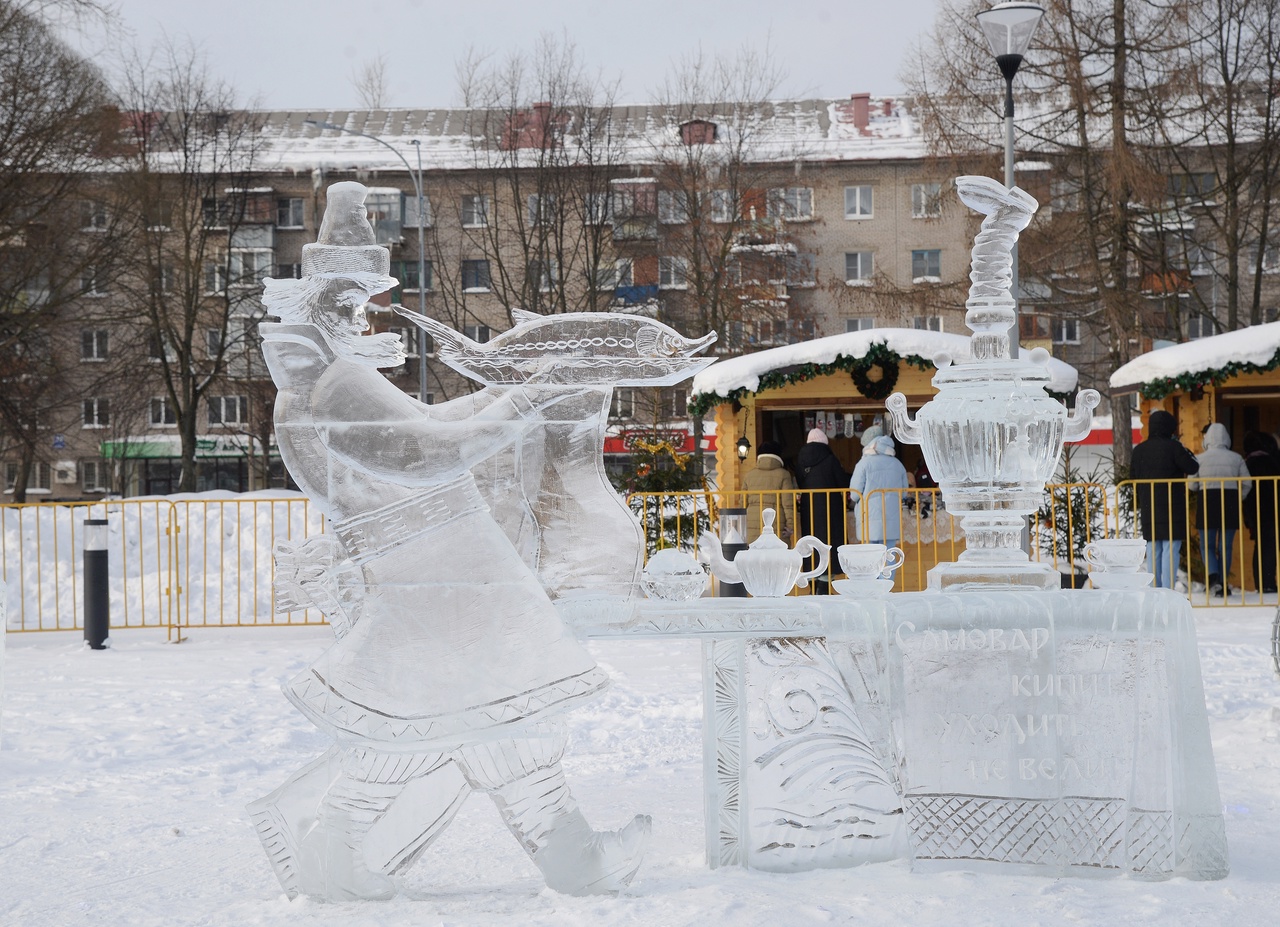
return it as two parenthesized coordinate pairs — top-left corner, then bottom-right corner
(745, 639), (904, 870)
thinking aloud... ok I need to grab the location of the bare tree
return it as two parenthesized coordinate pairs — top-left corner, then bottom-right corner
(906, 0), (1186, 477)
(109, 40), (266, 492)
(352, 54), (391, 109)
(0, 0), (119, 500)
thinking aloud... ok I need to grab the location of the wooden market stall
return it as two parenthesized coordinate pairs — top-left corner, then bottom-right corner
(1112, 321), (1280, 593)
(691, 328), (1080, 590)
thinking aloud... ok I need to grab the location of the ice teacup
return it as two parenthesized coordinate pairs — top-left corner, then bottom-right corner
(838, 543), (905, 579)
(1084, 538), (1147, 574)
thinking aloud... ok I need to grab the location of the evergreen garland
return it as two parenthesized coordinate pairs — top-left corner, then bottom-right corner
(688, 343), (932, 418)
(849, 355), (899, 400)
(1137, 346), (1280, 400)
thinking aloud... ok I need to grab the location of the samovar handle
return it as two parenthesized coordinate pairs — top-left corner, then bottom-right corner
(1064, 389), (1101, 443)
(885, 392), (921, 447)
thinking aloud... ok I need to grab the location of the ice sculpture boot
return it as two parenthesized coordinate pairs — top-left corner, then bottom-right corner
(532, 808), (652, 894)
(297, 779), (398, 901)
(489, 764), (651, 894)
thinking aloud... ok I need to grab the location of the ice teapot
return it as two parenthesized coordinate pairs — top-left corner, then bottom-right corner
(699, 509), (831, 597)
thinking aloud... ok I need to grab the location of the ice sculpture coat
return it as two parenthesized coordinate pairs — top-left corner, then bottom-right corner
(262, 323), (608, 747)
(1131, 410), (1200, 541)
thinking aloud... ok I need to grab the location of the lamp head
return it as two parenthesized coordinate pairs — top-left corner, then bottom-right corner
(736, 435), (752, 461)
(977, 2), (1045, 80)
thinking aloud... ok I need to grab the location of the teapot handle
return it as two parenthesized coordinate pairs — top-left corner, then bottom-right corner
(792, 536), (831, 589)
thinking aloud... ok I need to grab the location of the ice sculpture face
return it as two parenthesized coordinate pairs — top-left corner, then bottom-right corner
(248, 181), (716, 901)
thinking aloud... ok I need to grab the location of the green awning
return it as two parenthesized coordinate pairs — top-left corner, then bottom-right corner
(100, 435), (266, 459)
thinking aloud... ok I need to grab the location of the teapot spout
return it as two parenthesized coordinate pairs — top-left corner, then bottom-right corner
(698, 530), (741, 584)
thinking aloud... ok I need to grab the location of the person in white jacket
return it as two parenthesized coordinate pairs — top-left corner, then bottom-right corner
(1190, 422), (1253, 596)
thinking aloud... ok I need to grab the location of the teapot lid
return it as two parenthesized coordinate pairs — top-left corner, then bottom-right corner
(749, 509), (788, 551)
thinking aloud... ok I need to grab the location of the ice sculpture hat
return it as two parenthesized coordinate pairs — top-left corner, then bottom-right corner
(301, 181), (399, 289)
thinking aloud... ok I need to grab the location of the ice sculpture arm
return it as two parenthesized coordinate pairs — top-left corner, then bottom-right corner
(318, 377), (548, 485)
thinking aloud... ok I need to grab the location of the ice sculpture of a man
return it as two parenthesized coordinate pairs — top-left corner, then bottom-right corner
(249, 182), (649, 900)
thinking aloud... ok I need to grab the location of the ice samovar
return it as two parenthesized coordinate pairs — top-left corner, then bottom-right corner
(885, 176), (1099, 590)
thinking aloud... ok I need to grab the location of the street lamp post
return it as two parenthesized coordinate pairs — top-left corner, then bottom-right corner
(976, 1), (1045, 360)
(304, 119), (430, 402)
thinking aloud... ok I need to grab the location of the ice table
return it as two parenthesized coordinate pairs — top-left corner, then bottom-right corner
(565, 587), (1229, 879)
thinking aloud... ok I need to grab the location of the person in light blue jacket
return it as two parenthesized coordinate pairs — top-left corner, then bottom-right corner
(850, 435), (910, 546)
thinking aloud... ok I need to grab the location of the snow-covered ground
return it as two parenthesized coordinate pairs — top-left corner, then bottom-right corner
(1, 608), (1278, 927)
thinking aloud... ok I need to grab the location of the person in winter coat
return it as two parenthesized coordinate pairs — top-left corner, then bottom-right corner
(742, 441), (797, 541)
(1242, 431), (1280, 595)
(850, 435), (910, 547)
(795, 428), (850, 593)
(1130, 409), (1199, 589)
(1190, 422), (1252, 596)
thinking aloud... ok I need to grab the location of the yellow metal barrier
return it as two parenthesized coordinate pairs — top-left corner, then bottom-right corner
(1115, 476), (1280, 606)
(1, 497), (326, 639)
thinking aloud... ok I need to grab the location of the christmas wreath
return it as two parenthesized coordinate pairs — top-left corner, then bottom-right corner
(850, 355), (899, 400)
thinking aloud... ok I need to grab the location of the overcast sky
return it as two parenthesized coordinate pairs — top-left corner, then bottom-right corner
(64, 0), (944, 110)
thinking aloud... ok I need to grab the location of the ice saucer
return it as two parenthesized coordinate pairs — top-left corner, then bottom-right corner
(833, 578), (896, 597)
(1088, 571), (1154, 590)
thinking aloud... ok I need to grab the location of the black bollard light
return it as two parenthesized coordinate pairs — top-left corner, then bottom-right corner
(83, 518), (109, 649)
(716, 507), (749, 597)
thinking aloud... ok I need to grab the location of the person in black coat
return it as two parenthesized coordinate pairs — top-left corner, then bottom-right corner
(1130, 409), (1199, 588)
(795, 427), (850, 594)
(1242, 430), (1280, 595)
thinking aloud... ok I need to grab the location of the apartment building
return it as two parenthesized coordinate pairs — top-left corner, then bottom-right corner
(1, 95), (1054, 501)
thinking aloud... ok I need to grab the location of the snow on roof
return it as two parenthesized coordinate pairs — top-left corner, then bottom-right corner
(247, 98), (926, 174)
(1111, 322), (1280, 391)
(691, 328), (1079, 399)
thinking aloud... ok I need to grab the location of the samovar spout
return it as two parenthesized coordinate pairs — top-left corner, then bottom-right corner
(1064, 388), (1102, 443)
(885, 392), (921, 446)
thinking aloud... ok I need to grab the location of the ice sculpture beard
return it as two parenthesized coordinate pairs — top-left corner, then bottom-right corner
(263, 273), (406, 369)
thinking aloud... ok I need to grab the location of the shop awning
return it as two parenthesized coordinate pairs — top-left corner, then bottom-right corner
(100, 435), (264, 459)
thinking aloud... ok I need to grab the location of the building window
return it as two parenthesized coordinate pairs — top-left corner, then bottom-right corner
(1050, 178), (1082, 213)
(913, 315), (944, 332)
(82, 460), (109, 493)
(208, 395), (248, 426)
(204, 260), (227, 293)
(81, 267), (107, 297)
(230, 249), (271, 288)
(4, 461), (51, 493)
(461, 194), (490, 228)
(768, 187), (814, 221)
(526, 193), (557, 226)
(364, 190), (403, 244)
(911, 249), (941, 281)
(659, 256), (689, 289)
(461, 259), (491, 291)
(584, 192), (611, 225)
(1053, 318), (1080, 344)
(708, 189), (734, 224)
(82, 202), (109, 231)
(844, 251), (874, 284)
(81, 329), (109, 361)
(610, 388), (634, 419)
(1167, 173), (1215, 200)
(399, 259), (433, 291)
(844, 185), (873, 219)
(276, 197), (305, 228)
(615, 258), (634, 288)
(275, 262), (302, 279)
(1260, 241), (1279, 273)
(658, 189), (690, 224)
(403, 193), (432, 229)
(83, 398), (110, 429)
(845, 317), (875, 332)
(528, 259), (558, 291)
(463, 324), (492, 344)
(150, 397), (177, 426)
(911, 182), (942, 218)
(1186, 315), (1214, 339)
